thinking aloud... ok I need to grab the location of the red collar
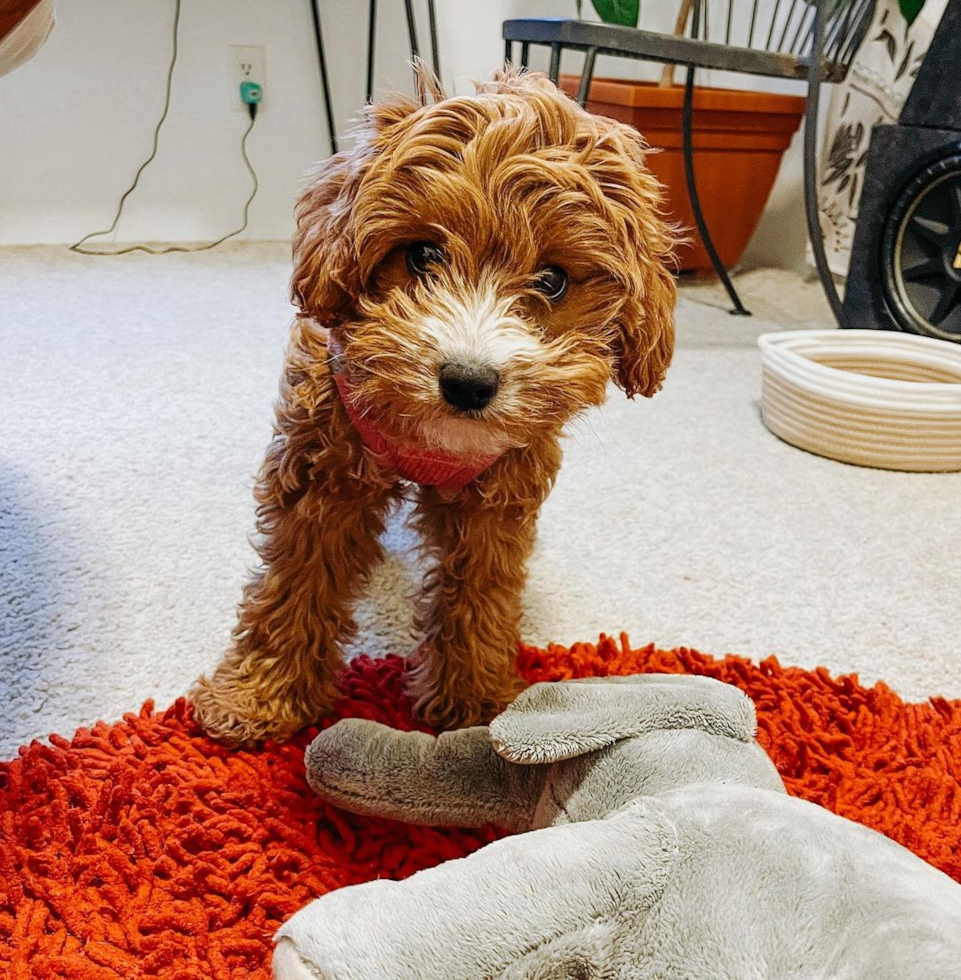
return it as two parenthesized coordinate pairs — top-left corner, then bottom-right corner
(327, 331), (502, 493)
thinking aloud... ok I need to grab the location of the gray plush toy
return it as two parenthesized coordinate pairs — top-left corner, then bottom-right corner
(273, 674), (961, 979)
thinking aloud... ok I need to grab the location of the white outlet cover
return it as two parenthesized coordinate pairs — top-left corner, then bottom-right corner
(228, 44), (266, 112)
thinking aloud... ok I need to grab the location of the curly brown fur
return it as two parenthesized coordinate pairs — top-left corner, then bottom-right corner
(191, 67), (677, 743)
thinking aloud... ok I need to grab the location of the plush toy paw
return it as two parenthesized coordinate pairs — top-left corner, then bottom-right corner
(305, 717), (535, 830)
(273, 937), (319, 980)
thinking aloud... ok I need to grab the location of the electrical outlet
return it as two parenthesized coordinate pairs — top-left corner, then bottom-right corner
(228, 44), (266, 112)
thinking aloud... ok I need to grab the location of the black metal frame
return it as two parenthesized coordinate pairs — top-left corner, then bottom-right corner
(504, 18), (849, 84)
(308, 0), (339, 154)
(682, 2), (750, 315)
(309, 0), (441, 156)
(503, 2), (874, 320)
(803, 0), (847, 327)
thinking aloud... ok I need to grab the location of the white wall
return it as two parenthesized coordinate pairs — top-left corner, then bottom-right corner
(0, 0), (406, 245)
(0, 0), (812, 268)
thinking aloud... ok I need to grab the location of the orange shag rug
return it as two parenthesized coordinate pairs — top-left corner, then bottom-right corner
(2, 636), (961, 979)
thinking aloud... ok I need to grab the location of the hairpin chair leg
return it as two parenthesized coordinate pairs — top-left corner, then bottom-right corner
(576, 46), (598, 106)
(548, 43), (562, 83)
(366, 0), (377, 103)
(404, 0), (420, 61)
(682, 64), (750, 315)
(677, 0), (748, 314)
(426, 0), (440, 77)
(308, 0), (338, 154)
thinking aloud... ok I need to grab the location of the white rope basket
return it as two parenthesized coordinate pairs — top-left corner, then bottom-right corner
(758, 330), (961, 472)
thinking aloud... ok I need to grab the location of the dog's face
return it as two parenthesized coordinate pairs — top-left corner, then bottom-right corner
(292, 70), (676, 457)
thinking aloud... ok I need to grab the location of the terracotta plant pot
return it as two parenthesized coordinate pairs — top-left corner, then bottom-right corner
(560, 76), (805, 271)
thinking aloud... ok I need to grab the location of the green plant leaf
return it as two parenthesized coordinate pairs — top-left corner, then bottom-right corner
(899, 0), (925, 25)
(591, 0), (640, 27)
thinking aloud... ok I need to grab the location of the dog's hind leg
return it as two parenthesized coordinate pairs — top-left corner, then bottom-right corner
(410, 435), (561, 730)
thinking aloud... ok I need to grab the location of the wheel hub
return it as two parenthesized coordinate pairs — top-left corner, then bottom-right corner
(883, 157), (961, 342)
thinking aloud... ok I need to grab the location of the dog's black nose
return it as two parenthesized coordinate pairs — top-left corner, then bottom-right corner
(439, 363), (500, 412)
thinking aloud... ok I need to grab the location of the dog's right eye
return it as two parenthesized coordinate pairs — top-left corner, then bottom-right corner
(406, 241), (446, 277)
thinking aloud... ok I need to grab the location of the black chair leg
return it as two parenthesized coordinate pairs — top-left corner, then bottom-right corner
(576, 46), (598, 105)
(548, 43), (562, 83)
(520, 41), (530, 68)
(682, 64), (750, 315)
(404, 0), (420, 61)
(308, 0), (338, 154)
(427, 0), (440, 77)
(366, 0), (377, 103)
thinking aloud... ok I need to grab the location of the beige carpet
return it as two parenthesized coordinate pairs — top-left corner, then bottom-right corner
(1, 244), (959, 756)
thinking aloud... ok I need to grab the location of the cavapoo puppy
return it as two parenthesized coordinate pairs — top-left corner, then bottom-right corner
(191, 68), (676, 744)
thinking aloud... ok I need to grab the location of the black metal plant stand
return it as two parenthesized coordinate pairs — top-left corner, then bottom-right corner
(308, 0), (441, 156)
(682, 3), (750, 316)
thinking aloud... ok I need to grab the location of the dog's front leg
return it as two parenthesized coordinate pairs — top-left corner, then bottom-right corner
(411, 438), (561, 730)
(192, 378), (397, 745)
(192, 477), (393, 745)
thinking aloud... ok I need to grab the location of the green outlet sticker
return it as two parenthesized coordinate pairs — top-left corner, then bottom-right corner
(240, 81), (263, 105)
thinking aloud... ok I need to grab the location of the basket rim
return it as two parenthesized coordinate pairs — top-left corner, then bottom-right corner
(758, 330), (961, 401)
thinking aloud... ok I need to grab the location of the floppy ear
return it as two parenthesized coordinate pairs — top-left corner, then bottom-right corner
(290, 81), (437, 324)
(488, 674), (757, 765)
(614, 256), (677, 399)
(586, 120), (678, 399)
(290, 150), (366, 325)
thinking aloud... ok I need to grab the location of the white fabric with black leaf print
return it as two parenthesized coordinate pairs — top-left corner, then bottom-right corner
(814, 0), (947, 277)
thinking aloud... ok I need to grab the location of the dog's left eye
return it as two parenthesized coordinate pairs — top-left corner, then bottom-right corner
(406, 241), (446, 277)
(532, 266), (568, 303)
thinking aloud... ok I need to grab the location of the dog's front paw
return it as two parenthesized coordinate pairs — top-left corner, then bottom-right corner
(189, 673), (335, 746)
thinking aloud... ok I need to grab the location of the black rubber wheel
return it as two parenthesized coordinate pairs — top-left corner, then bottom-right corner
(882, 154), (961, 343)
